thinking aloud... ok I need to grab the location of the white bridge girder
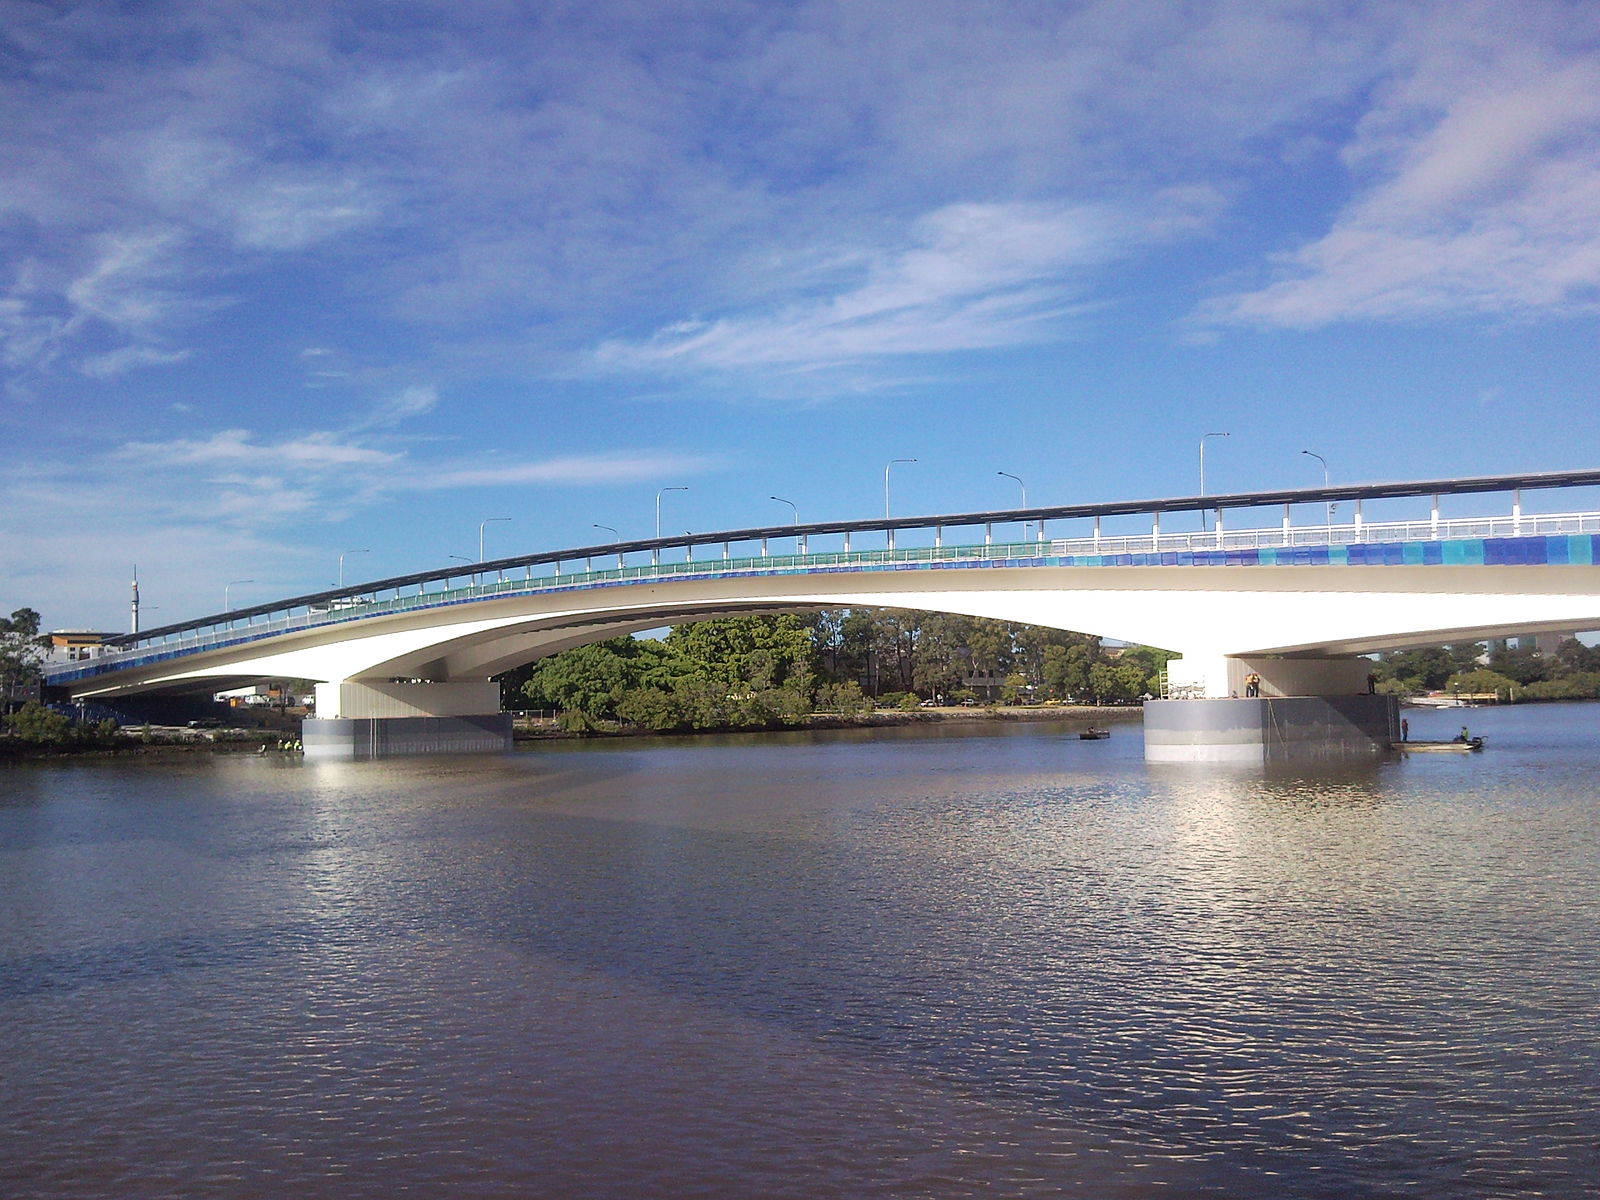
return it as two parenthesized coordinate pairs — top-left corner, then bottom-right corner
(68, 562), (1600, 705)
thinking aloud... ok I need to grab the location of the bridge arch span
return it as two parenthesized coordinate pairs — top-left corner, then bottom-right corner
(63, 561), (1600, 709)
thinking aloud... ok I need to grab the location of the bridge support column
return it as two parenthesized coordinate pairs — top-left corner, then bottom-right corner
(1148, 655), (1398, 763)
(303, 681), (511, 760)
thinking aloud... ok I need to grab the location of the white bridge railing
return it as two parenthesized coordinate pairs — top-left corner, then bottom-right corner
(1049, 510), (1600, 557)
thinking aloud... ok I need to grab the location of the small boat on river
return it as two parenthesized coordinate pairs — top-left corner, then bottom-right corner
(1397, 737), (1485, 753)
(1079, 728), (1111, 740)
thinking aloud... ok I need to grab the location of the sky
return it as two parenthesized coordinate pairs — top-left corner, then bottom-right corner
(4, 0), (1600, 631)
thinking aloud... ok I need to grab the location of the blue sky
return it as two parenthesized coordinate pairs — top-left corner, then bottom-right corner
(4, 0), (1600, 630)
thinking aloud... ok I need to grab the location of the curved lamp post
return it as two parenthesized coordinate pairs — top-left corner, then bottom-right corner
(594, 524), (623, 570)
(655, 488), (687, 540)
(655, 488), (687, 565)
(1199, 432), (1229, 530)
(772, 495), (805, 555)
(338, 549), (369, 589)
(1301, 449), (1333, 526)
(884, 459), (917, 519)
(224, 579), (254, 612)
(479, 517), (511, 562)
(997, 471), (1028, 539)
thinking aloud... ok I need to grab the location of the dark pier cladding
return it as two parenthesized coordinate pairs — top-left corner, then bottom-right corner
(300, 713), (513, 759)
(1144, 694), (1401, 763)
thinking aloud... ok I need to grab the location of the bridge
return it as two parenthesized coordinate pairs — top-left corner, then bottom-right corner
(45, 468), (1600, 761)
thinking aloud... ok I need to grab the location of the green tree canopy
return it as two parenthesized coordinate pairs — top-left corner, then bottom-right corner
(1, 607), (46, 701)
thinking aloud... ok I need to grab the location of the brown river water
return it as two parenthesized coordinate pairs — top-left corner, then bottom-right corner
(2, 704), (1596, 1198)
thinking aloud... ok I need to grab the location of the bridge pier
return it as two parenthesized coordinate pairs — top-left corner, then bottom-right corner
(303, 681), (511, 760)
(1148, 655), (1398, 763)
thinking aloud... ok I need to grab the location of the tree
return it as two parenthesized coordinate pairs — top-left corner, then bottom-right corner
(1088, 660), (1147, 705)
(1444, 668), (1519, 701)
(1, 607), (46, 706)
(521, 638), (667, 718)
(3, 701), (120, 747)
(1000, 672), (1029, 704)
(1041, 642), (1093, 700)
(911, 612), (972, 699)
(1375, 646), (1456, 691)
(1114, 644), (1176, 697)
(1488, 642), (1549, 686)
(1554, 637), (1600, 674)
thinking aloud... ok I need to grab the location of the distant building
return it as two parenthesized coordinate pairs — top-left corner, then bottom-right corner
(46, 631), (115, 664)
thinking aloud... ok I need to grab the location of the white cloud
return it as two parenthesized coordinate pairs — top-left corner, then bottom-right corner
(1202, 53), (1600, 328)
(0, 227), (206, 383)
(115, 429), (399, 470)
(413, 452), (719, 490)
(80, 345), (194, 378)
(360, 383), (439, 428)
(596, 198), (1211, 373)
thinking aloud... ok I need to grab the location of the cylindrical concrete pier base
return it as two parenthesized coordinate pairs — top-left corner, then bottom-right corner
(1144, 695), (1399, 764)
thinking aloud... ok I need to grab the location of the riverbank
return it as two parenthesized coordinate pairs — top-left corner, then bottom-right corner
(511, 704), (1143, 741)
(1, 706), (1144, 758)
(0, 727), (290, 760)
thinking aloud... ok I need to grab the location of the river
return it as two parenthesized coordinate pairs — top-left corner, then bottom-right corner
(2, 704), (1596, 1198)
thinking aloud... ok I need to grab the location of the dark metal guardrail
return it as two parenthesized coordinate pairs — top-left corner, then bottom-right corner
(105, 467), (1600, 648)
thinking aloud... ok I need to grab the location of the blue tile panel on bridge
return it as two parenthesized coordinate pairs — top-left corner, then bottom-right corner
(1065, 533), (1599, 568)
(46, 533), (1600, 687)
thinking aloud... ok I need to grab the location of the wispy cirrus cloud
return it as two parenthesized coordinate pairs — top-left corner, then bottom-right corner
(106, 426), (714, 515)
(596, 195), (1217, 374)
(412, 452), (719, 491)
(80, 345), (194, 379)
(1201, 48), (1600, 328)
(115, 429), (400, 470)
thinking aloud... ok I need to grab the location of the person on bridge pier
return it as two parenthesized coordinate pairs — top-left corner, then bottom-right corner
(1244, 672), (1260, 697)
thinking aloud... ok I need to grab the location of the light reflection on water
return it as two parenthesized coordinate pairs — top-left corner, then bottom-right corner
(1, 707), (1597, 1198)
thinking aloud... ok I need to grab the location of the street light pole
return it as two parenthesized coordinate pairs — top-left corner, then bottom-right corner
(656, 488), (687, 540)
(885, 458), (917, 519)
(224, 579), (254, 612)
(479, 517), (511, 562)
(770, 495), (798, 524)
(655, 487), (687, 565)
(594, 524), (623, 569)
(338, 549), (369, 589)
(997, 470), (1027, 539)
(1199, 432), (1229, 530)
(1301, 449), (1332, 527)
